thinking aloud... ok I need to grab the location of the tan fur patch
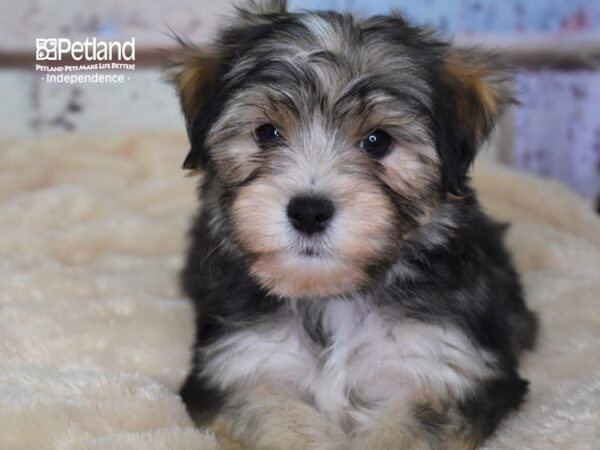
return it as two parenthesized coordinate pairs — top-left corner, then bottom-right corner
(349, 391), (484, 450)
(210, 418), (246, 450)
(171, 48), (220, 138)
(444, 53), (500, 119)
(448, 437), (480, 450)
(250, 253), (366, 298)
(443, 51), (513, 146)
(380, 143), (440, 200)
(210, 138), (262, 184)
(224, 382), (347, 450)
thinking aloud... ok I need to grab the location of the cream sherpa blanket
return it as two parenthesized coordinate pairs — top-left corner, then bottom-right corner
(0, 132), (599, 450)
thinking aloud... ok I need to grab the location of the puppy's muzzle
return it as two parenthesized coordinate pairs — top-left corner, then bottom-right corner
(287, 196), (335, 235)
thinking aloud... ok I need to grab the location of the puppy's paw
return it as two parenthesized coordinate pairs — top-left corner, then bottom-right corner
(259, 419), (346, 450)
(222, 390), (348, 450)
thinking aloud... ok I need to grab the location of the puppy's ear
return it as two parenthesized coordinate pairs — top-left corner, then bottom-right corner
(169, 45), (221, 170)
(435, 49), (515, 196)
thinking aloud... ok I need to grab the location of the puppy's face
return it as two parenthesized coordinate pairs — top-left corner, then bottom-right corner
(172, 0), (512, 298)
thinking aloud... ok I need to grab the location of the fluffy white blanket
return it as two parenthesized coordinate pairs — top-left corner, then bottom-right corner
(1, 133), (598, 449)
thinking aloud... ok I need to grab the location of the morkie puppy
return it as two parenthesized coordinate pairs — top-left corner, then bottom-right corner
(171, 1), (538, 448)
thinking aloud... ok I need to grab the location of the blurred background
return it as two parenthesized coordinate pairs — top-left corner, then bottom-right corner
(1, 0), (599, 210)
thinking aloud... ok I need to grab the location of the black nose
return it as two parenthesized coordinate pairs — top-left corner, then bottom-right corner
(287, 196), (335, 235)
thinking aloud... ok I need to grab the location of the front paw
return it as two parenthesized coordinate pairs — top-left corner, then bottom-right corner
(345, 426), (437, 450)
(345, 431), (476, 450)
(222, 410), (348, 450)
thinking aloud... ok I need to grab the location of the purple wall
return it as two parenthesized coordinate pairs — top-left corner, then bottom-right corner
(291, 0), (600, 34)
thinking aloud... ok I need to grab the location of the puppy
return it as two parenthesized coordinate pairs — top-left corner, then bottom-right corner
(172, 1), (538, 448)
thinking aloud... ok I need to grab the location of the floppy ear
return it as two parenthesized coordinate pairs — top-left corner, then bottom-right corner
(169, 0), (288, 170)
(435, 49), (515, 196)
(169, 45), (221, 170)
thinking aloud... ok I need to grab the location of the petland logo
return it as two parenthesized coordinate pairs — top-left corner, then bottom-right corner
(36, 38), (135, 61)
(36, 37), (136, 84)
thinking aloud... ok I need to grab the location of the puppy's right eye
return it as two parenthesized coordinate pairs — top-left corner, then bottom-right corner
(254, 124), (282, 149)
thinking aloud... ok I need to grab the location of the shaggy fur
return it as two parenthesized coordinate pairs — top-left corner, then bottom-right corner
(171, 1), (539, 449)
(0, 133), (599, 449)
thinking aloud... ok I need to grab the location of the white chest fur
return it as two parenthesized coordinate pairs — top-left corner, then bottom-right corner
(199, 299), (495, 428)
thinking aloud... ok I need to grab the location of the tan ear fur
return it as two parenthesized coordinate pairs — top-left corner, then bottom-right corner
(171, 48), (220, 126)
(168, 46), (221, 169)
(442, 50), (515, 147)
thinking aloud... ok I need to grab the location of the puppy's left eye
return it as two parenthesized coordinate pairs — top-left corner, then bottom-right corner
(359, 130), (393, 158)
(254, 124), (283, 149)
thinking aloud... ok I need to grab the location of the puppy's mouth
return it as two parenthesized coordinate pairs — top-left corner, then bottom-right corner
(293, 239), (333, 259)
(299, 247), (322, 257)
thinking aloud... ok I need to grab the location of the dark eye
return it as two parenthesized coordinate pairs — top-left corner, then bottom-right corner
(254, 124), (283, 149)
(359, 130), (393, 158)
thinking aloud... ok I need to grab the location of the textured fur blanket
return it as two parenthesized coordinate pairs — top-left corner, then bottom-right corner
(1, 132), (598, 450)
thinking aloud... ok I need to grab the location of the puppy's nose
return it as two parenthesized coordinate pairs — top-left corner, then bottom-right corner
(287, 196), (335, 235)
